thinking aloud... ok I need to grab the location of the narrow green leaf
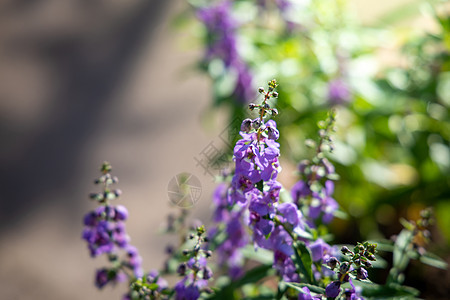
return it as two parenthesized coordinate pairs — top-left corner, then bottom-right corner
(368, 239), (395, 252)
(393, 229), (413, 268)
(419, 253), (448, 270)
(333, 209), (348, 220)
(284, 282), (325, 295)
(351, 280), (420, 298)
(292, 241), (314, 284)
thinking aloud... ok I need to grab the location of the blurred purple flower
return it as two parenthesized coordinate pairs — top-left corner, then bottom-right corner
(197, 1), (255, 103)
(326, 280), (342, 298)
(328, 79), (351, 105)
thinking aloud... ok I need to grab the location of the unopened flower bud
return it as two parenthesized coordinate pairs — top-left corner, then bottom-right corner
(326, 257), (339, 269)
(267, 127), (279, 140)
(271, 108), (278, 116)
(205, 250), (212, 257)
(249, 103), (256, 110)
(182, 249), (190, 256)
(339, 262), (350, 273)
(272, 91), (278, 98)
(114, 189), (122, 197)
(341, 246), (351, 255)
(325, 281), (341, 298)
(258, 87), (264, 93)
(177, 263), (186, 276)
(165, 245), (174, 255)
(114, 205), (128, 221)
(356, 267), (368, 280)
(203, 267), (213, 280)
(252, 119), (262, 130)
(241, 119), (253, 132)
(264, 103), (270, 109)
(363, 260), (372, 268)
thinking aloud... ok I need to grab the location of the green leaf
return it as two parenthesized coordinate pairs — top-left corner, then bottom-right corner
(292, 241), (314, 284)
(418, 252), (448, 270)
(284, 282), (325, 295)
(350, 280), (420, 298)
(333, 209), (349, 220)
(369, 239), (395, 252)
(393, 229), (413, 268)
(399, 218), (415, 231)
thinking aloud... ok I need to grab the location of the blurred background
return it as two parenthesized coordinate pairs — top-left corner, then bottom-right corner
(0, 0), (448, 299)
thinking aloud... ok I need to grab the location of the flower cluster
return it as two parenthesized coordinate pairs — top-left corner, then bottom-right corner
(82, 162), (143, 289)
(197, 0), (254, 103)
(211, 182), (249, 279)
(324, 242), (377, 298)
(175, 226), (213, 300)
(125, 270), (168, 300)
(212, 80), (309, 282)
(291, 111), (339, 226)
(81, 76), (447, 300)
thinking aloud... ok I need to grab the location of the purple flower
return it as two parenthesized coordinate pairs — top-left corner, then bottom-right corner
(356, 267), (368, 280)
(82, 220), (115, 257)
(212, 183), (230, 222)
(234, 65), (256, 102)
(273, 249), (299, 282)
(328, 79), (351, 105)
(291, 180), (311, 204)
(309, 238), (330, 262)
(306, 181), (338, 224)
(326, 281), (342, 298)
(83, 211), (97, 226)
(197, 1), (255, 103)
(213, 210), (248, 277)
(203, 267), (213, 280)
(298, 286), (322, 300)
(94, 268), (125, 289)
(114, 205), (128, 221)
(95, 269), (109, 289)
(344, 279), (364, 300)
(122, 294), (131, 300)
(277, 203), (302, 228)
(125, 245), (143, 278)
(175, 279), (201, 300)
(147, 269), (168, 290)
(232, 119), (281, 187)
